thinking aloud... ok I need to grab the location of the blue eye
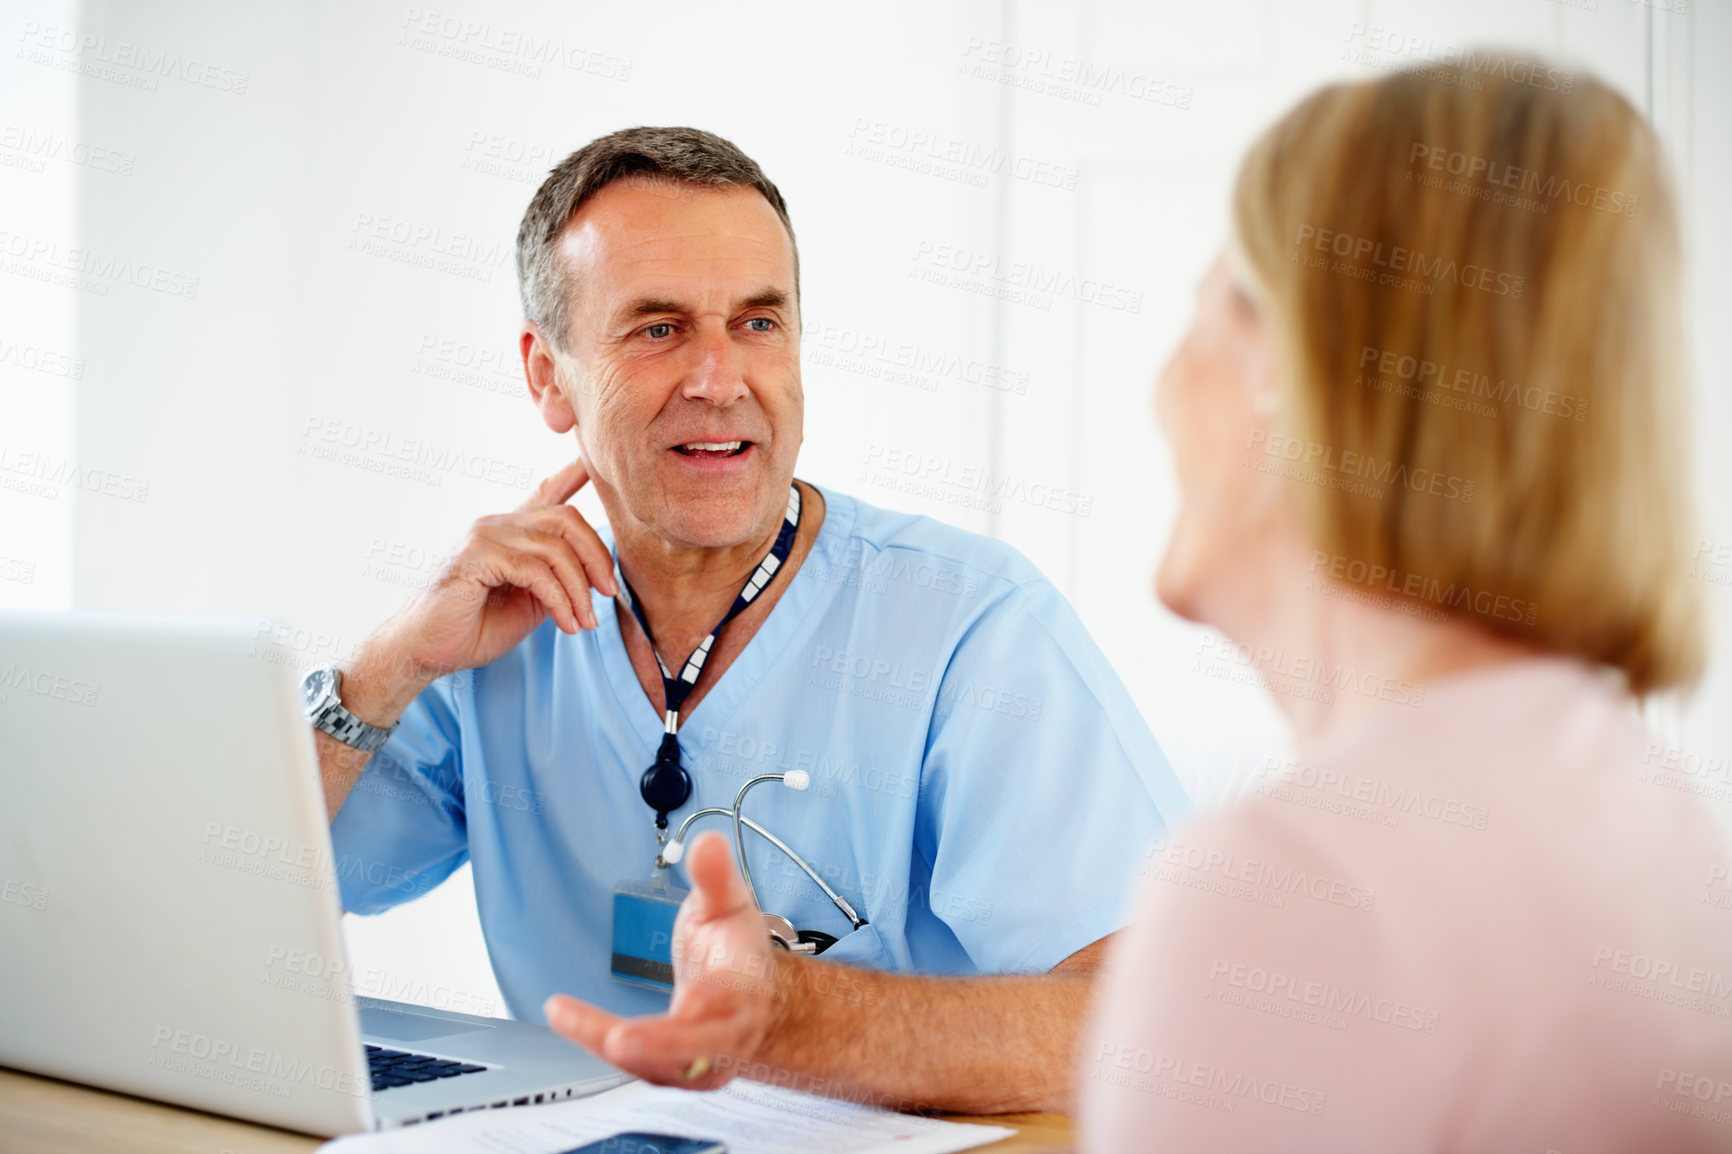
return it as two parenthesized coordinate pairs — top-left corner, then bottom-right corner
(746, 318), (775, 332)
(645, 323), (673, 339)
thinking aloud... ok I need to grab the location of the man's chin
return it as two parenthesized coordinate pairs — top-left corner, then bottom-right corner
(651, 486), (787, 550)
(662, 519), (770, 551)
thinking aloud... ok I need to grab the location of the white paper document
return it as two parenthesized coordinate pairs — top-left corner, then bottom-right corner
(320, 1080), (1015, 1154)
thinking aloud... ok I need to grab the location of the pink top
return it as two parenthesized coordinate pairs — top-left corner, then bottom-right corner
(1080, 658), (1732, 1152)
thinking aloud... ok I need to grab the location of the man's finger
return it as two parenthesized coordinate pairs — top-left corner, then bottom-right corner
(484, 549), (578, 634)
(546, 994), (741, 1088)
(526, 504), (619, 598)
(596, 1014), (751, 1085)
(486, 524), (599, 630)
(544, 993), (621, 1056)
(683, 831), (760, 921)
(518, 457), (592, 512)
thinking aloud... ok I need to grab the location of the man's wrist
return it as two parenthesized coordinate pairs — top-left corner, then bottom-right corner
(760, 949), (797, 1054)
(338, 638), (438, 729)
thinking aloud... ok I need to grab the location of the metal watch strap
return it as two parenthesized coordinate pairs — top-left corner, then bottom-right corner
(304, 666), (397, 754)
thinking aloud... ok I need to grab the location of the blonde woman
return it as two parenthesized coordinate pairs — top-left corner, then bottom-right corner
(1081, 61), (1732, 1150)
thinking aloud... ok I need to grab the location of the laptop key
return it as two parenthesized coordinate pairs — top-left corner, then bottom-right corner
(366, 1046), (489, 1091)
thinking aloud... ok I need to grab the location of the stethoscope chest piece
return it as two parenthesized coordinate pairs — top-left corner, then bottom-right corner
(761, 912), (841, 955)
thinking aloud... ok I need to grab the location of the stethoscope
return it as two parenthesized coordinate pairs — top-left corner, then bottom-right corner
(654, 771), (868, 954)
(621, 484), (868, 954)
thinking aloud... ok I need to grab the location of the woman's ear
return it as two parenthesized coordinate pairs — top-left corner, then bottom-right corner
(521, 323), (578, 434)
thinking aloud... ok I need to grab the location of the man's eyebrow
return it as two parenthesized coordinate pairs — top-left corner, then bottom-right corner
(621, 297), (686, 320)
(740, 289), (789, 311)
(616, 289), (788, 321)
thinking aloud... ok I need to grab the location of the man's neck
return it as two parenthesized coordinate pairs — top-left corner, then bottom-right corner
(611, 483), (796, 666)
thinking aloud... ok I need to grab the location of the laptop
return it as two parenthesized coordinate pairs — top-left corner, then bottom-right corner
(0, 611), (630, 1135)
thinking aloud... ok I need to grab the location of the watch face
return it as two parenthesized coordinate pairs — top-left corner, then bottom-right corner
(301, 666), (333, 711)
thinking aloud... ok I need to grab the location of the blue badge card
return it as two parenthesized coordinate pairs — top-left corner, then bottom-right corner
(610, 878), (688, 991)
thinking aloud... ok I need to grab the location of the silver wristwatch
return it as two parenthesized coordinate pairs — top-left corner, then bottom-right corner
(300, 665), (397, 754)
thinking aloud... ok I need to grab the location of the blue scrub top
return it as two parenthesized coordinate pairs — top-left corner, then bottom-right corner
(330, 485), (1191, 1022)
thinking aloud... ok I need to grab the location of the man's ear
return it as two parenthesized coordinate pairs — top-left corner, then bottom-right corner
(521, 322), (578, 434)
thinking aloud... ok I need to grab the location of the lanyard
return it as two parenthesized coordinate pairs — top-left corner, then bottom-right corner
(618, 484), (802, 830)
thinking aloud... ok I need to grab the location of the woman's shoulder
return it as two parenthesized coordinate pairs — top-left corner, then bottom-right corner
(1092, 673), (1732, 1147)
(1131, 654), (1730, 1004)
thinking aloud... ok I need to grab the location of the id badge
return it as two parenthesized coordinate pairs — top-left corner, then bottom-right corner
(611, 877), (688, 991)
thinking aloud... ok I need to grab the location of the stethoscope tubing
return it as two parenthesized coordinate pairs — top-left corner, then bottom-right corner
(661, 798), (867, 931)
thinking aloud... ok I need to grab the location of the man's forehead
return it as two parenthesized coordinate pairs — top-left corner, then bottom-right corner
(557, 181), (795, 309)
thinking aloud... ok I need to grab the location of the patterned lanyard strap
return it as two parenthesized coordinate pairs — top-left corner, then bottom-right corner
(618, 484), (802, 829)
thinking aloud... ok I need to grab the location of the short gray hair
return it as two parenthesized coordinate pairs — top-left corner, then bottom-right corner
(515, 126), (799, 350)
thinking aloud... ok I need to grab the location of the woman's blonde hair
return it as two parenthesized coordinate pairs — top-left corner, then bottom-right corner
(1232, 57), (1702, 694)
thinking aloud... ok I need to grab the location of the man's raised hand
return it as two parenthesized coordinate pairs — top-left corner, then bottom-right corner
(544, 831), (779, 1090)
(365, 458), (619, 691)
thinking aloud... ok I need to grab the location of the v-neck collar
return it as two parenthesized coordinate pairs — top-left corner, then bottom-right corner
(594, 483), (857, 767)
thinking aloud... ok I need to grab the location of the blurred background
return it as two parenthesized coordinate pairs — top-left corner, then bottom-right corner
(4, 0), (1726, 1018)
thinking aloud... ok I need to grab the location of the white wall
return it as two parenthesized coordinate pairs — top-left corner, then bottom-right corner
(1, 0), (80, 610)
(5, 0), (1725, 1017)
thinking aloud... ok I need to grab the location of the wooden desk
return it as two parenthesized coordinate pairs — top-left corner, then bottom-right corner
(0, 1066), (1075, 1153)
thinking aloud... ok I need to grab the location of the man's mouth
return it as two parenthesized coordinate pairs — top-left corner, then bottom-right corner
(672, 441), (751, 459)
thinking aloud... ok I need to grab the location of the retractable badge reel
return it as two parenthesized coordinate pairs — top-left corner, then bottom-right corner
(609, 730), (694, 992)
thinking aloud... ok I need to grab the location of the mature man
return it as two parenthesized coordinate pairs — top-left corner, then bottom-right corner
(309, 127), (1189, 1114)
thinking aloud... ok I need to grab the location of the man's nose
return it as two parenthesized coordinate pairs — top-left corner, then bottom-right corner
(681, 323), (749, 405)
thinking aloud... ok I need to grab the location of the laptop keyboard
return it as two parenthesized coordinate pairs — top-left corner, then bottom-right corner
(366, 1044), (488, 1091)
